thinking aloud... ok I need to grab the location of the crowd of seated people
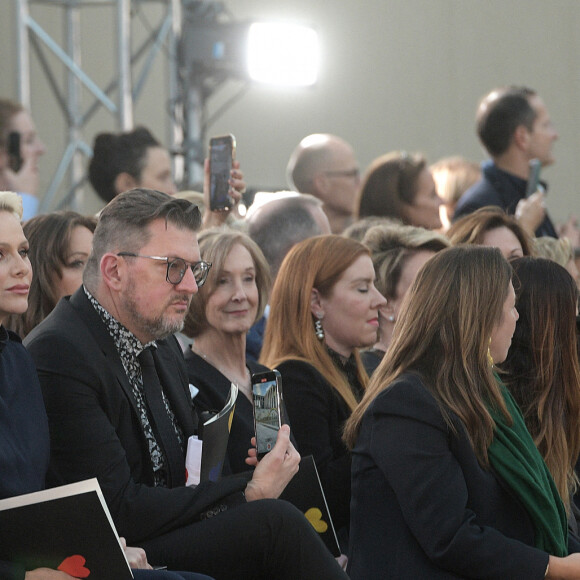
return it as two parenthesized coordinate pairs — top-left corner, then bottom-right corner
(5, 81), (580, 579)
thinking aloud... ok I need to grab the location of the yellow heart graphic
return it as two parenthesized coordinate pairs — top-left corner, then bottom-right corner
(305, 507), (328, 533)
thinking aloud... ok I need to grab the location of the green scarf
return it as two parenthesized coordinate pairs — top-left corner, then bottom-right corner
(487, 373), (568, 556)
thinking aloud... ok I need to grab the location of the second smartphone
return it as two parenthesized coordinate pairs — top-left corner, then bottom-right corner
(251, 369), (283, 458)
(209, 134), (236, 211)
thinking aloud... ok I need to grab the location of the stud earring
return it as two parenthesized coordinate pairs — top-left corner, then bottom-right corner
(386, 315), (396, 323)
(314, 313), (325, 341)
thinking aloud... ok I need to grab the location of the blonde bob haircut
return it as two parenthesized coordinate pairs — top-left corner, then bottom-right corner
(534, 236), (573, 267)
(362, 223), (449, 299)
(183, 227), (271, 338)
(0, 191), (23, 220)
(260, 235), (371, 412)
(344, 245), (513, 468)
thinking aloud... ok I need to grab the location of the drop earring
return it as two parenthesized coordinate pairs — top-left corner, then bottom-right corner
(315, 313), (325, 341)
(487, 337), (494, 367)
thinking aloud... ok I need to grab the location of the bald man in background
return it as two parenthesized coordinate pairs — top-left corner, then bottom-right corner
(286, 134), (360, 234)
(244, 192), (331, 361)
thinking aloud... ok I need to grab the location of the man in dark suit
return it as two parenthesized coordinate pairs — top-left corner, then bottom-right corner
(25, 188), (347, 580)
(453, 86), (561, 238)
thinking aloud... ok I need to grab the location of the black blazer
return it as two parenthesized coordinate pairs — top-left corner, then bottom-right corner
(276, 359), (354, 533)
(348, 371), (554, 579)
(184, 350), (268, 475)
(24, 288), (248, 544)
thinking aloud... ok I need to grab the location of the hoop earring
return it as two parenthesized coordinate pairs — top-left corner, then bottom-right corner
(487, 337), (494, 367)
(314, 313), (325, 341)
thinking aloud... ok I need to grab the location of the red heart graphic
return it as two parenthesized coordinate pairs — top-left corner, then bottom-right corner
(58, 554), (91, 578)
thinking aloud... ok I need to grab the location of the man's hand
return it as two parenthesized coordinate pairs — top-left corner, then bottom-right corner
(119, 537), (152, 569)
(515, 190), (546, 235)
(244, 425), (300, 501)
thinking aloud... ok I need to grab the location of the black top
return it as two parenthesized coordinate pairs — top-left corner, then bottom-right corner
(453, 160), (558, 238)
(276, 356), (363, 534)
(348, 371), (559, 579)
(184, 349), (268, 475)
(360, 348), (384, 376)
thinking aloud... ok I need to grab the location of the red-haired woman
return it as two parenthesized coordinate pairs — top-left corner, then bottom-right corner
(261, 234), (386, 547)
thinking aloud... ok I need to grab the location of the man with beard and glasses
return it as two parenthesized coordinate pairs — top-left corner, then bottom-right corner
(25, 188), (348, 580)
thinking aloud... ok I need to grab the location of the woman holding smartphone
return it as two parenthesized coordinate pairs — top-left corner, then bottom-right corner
(344, 246), (580, 579)
(0, 99), (46, 220)
(183, 228), (272, 475)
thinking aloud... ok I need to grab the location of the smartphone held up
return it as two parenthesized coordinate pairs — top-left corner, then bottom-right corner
(525, 158), (542, 198)
(8, 132), (23, 173)
(251, 370), (283, 459)
(209, 134), (236, 211)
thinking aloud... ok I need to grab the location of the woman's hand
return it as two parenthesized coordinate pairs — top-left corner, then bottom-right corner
(558, 215), (580, 248)
(244, 425), (300, 501)
(202, 158), (247, 229)
(546, 553), (580, 579)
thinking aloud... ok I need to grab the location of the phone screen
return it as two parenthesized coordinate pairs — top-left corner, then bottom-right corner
(209, 135), (235, 211)
(525, 159), (542, 197)
(252, 373), (281, 456)
(8, 132), (22, 173)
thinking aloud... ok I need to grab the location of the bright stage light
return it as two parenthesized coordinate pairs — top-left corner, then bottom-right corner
(247, 23), (319, 86)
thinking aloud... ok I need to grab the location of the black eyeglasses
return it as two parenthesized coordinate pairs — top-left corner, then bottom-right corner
(324, 168), (360, 180)
(117, 253), (212, 287)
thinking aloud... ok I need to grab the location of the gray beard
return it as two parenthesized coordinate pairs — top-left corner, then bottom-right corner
(121, 280), (190, 341)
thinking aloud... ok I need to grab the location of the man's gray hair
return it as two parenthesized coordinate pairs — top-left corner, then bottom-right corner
(83, 188), (201, 290)
(247, 193), (324, 278)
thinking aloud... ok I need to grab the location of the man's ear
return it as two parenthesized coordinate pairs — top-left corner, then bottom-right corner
(310, 288), (324, 318)
(114, 172), (138, 196)
(513, 125), (531, 152)
(100, 253), (124, 291)
(311, 172), (330, 201)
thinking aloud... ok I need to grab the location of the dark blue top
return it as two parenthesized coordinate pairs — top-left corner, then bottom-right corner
(453, 160), (558, 238)
(0, 326), (50, 580)
(0, 326), (50, 500)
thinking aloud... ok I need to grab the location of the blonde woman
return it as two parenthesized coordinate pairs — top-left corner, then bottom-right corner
(360, 223), (449, 373)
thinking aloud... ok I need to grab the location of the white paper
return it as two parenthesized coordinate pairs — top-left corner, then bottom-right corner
(185, 435), (203, 486)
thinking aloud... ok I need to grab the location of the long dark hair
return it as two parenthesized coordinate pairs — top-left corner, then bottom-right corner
(5, 211), (96, 338)
(501, 257), (580, 510)
(345, 245), (512, 467)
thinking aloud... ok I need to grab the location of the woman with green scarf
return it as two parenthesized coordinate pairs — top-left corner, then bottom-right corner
(344, 246), (580, 579)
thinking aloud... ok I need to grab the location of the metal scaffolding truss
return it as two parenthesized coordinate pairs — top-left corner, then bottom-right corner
(15, 0), (183, 210)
